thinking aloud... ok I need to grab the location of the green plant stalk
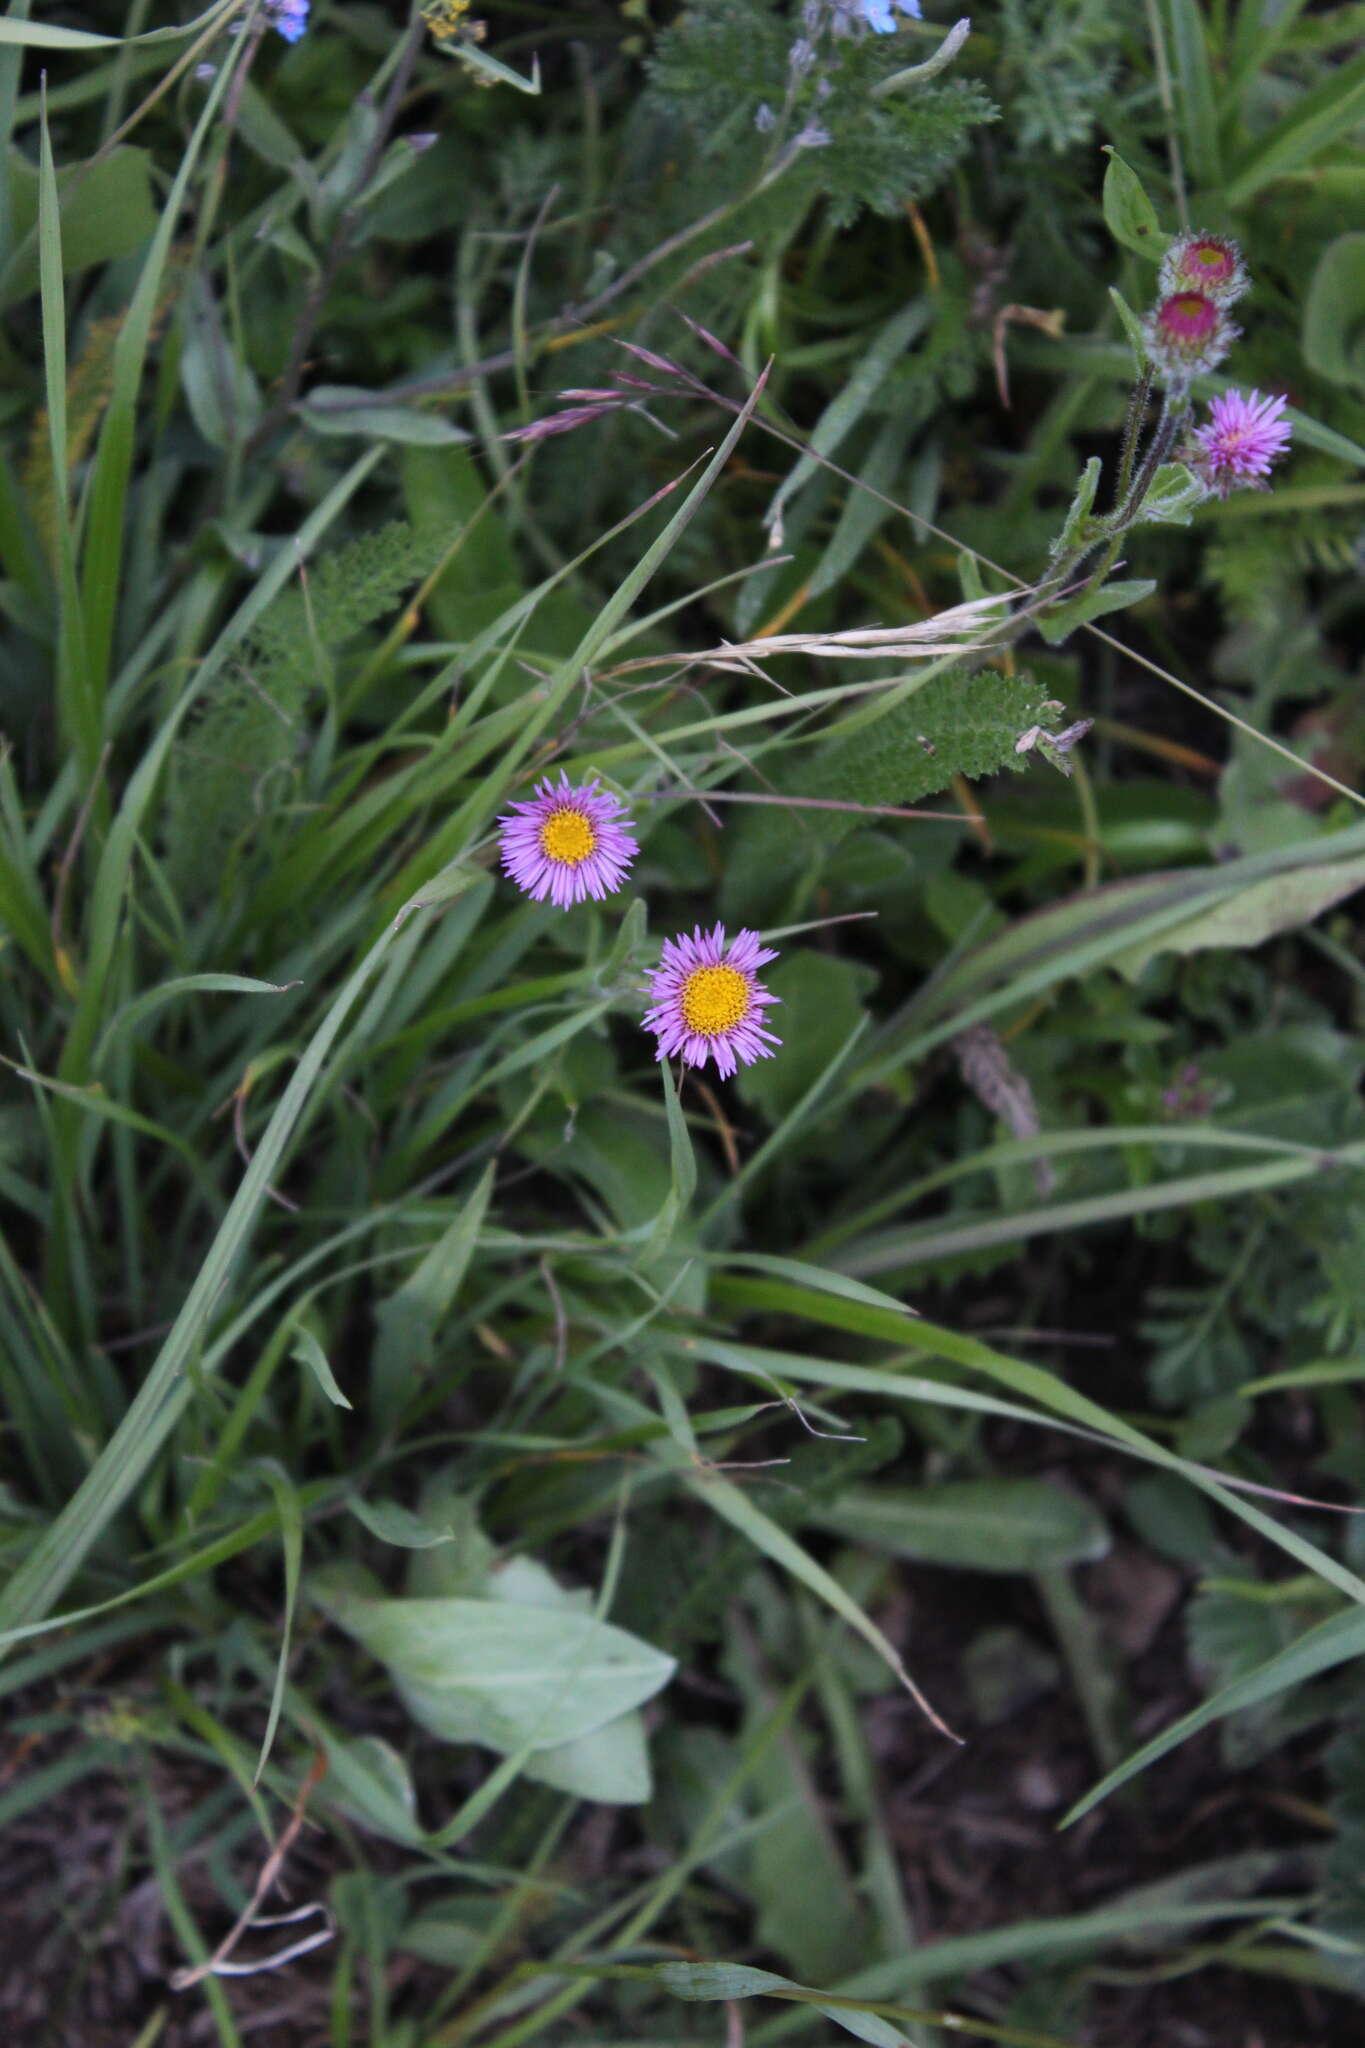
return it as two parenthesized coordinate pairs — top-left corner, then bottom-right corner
(1020, 379), (1187, 629)
(1115, 361), (1154, 505)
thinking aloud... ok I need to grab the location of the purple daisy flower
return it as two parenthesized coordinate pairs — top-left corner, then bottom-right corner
(1190, 388), (1292, 496)
(642, 923), (781, 1080)
(497, 772), (638, 909)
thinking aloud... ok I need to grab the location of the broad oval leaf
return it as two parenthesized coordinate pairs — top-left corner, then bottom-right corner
(315, 1583), (675, 1753)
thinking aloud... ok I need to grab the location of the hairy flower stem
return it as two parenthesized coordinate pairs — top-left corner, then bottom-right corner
(1115, 364), (1154, 506)
(1007, 382), (1189, 643)
(1087, 391), (1187, 587)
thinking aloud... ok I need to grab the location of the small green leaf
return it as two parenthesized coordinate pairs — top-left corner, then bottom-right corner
(180, 278), (262, 450)
(1109, 285), (1149, 371)
(290, 1323), (353, 1410)
(369, 1163), (494, 1422)
(234, 81), (303, 172)
(1051, 454), (1103, 557)
(1101, 148), (1165, 260)
(1037, 577), (1156, 646)
(1134, 461), (1205, 528)
(1303, 233), (1365, 390)
(299, 385), (472, 445)
(430, 37), (541, 94)
(655, 1963), (908, 2048)
(810, 1480), (1110, 1573)
(251, 1459), (303, 1783)
(347, 1497), (464, 1549)
(324, 1734), (422, 1845)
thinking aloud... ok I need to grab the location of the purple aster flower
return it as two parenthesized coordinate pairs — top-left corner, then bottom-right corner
(497, 773), (638, 909)
(642, 924), (781, 1080)
(266, 0), (310, 43)
(1189, 388), (1292, 497)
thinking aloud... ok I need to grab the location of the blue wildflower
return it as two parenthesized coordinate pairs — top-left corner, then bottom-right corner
(267, 0), (310, 42)
(858, 0), (922, 29)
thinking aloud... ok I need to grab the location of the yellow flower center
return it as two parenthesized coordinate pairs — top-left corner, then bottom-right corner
(539, 807), (597, 867)
(680, 963), (750, 1037)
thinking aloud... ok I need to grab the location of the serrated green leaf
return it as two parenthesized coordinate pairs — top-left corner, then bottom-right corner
(723, 668), (1056, 920)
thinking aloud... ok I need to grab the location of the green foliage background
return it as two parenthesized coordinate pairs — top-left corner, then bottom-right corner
(2, 2), (1365, 2043)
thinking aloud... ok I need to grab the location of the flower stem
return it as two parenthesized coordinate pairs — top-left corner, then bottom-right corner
(1115, 365), (1153, 507)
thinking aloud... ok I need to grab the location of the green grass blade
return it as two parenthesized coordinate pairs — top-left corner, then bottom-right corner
(0, 871), (441, 1647)
(1062, 1605), (1365, 1825)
